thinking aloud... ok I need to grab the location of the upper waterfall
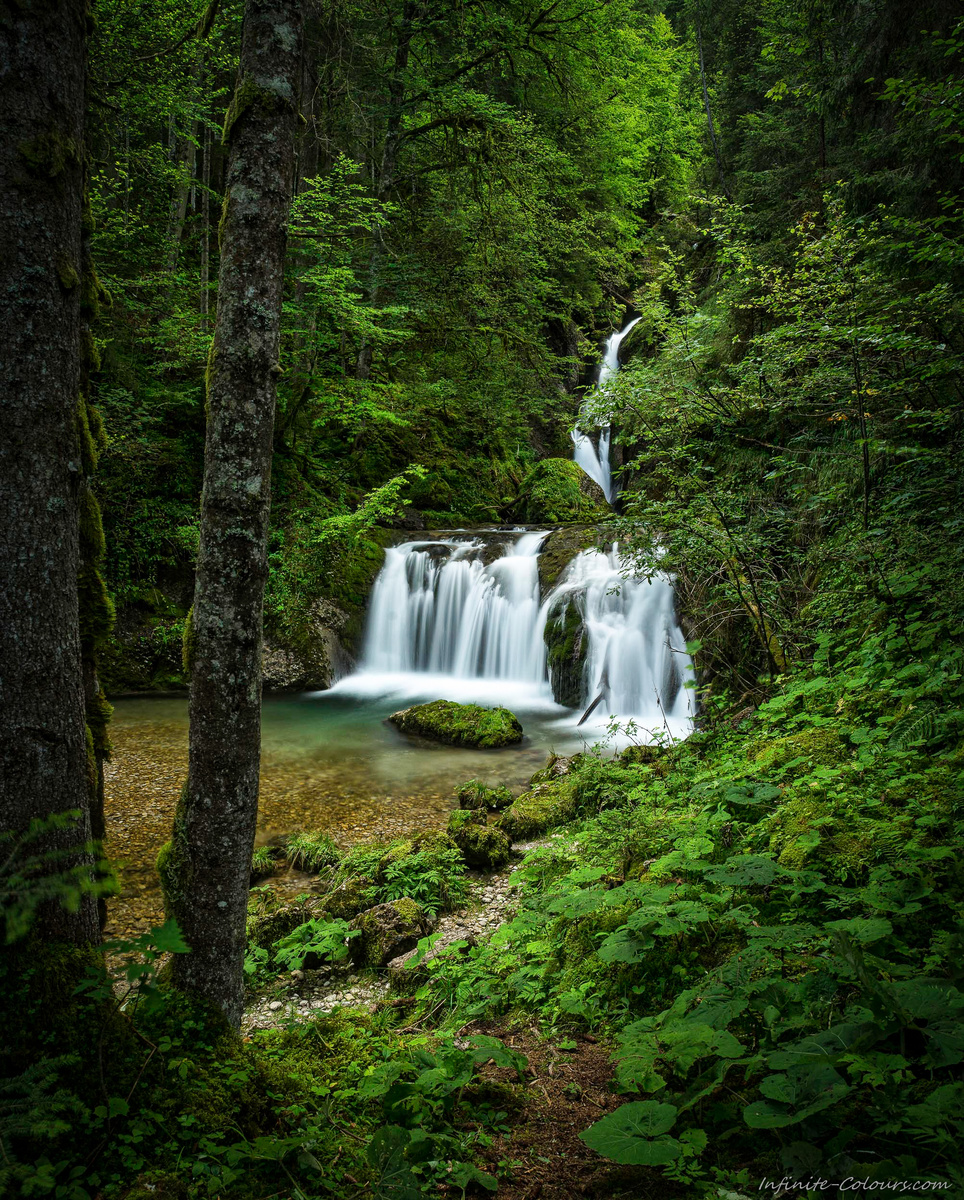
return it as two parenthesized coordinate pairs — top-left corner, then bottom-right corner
(572, 315), (643, 503)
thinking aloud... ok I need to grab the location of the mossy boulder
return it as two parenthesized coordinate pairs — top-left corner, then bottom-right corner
(319, 875), (375, 920)
(754, 728), (850, 776)
(544, 594), (588, 708)
(764, 797), (907, 876)
(537, 526), (603, 595)
(447, 808), (487, 837)
(453, 823), (512, 868)
(514, 458), (609, 524)
(528, 752), (580, 786)
(247, 900), (317, 952)
(495, 778), (579, 841)
(348, 899), (431, 968)
(389, 700), (523, 748)
(455, 779), (515, 811)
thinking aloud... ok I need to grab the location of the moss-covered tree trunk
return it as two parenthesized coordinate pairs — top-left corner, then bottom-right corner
(0, 0), (100, 944)
(165, 0), (303, 1027)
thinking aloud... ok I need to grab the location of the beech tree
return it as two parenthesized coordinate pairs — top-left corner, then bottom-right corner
(159, 0), (304, 1027)
(0, 1), (101, 943)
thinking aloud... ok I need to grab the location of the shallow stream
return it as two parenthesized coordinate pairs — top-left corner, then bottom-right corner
(104, 687), (595, 937)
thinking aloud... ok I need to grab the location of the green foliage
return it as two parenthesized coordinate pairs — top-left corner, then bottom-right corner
(283, 832), (341, 875)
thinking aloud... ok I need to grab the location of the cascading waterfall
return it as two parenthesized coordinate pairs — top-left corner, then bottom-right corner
(342, 529), (694, 743)
(362, 532), (548, 682)
(571, 315), (644, 503)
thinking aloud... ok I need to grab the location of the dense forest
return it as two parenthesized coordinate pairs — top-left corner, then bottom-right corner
(2, 0), (964, 1196)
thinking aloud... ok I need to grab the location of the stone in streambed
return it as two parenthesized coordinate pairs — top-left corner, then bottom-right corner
(388, 700), (523, 749)
(318, 875), (375, 920)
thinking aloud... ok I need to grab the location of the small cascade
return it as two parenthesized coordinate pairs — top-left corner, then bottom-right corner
(344, 530), (694, 742)
(572, 315), (644, 503)
(362, 532), (548, 682)
(548, 546), (693, 738)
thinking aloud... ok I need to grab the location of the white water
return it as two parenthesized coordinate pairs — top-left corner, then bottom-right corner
(330, 530), (694, 746)
(571, 315), (644, 504)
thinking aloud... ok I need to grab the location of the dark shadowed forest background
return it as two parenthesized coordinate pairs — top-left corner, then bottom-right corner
(2, 0), (964, 1196)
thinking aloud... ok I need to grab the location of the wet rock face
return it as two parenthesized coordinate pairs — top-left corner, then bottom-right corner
(262, 598), (353, 692)
(543, 595), (588, 709)
(348, 899), (432, 968)
(388, 700), (524, 749)
(513, 458), (609, 524)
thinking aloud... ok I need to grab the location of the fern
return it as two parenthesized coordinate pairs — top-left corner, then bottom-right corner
(889, 700), (941, 749)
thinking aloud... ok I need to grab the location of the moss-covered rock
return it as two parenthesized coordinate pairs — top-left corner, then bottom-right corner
(537, 526), (604, 595)
(453, 823), (512, 868)
(528, 752), (580, 786)
(495, 778), (579, 841)
(319, 876), (375, 920)
(250, 845), (281, 883)
(544, 594), (588, 708)
(513, 458), (609, 524)
(447, 808), (487, 837)
(247, 901), (317, 952)
(348, 899), (431, 968)
(454, 779), (515, 811)
(389, 700), (523, 748)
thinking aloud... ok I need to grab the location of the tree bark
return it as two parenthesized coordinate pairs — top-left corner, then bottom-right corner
(164, 0), (303, 1028)
(0, 0), (99, 943)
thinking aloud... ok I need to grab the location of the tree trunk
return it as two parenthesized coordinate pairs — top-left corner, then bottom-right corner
(163, 0), (303, 1028)
(355, 0), (419, 380)
(0, 0), (99, 943)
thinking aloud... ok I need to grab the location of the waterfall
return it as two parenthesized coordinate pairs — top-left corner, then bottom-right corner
(338, 530), (694, 743)
(571, 315), (644, 503)
(549, 545), (693, 738)
(362, 532), (548, 682)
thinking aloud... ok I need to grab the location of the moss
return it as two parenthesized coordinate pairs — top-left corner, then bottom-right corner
(319, 875), (376, 920)
(247, 899), (316, 951)
(78, 561), (115, 651)
(537, 526), (602, 594)
(765, 796), (906, 875)
(157, 783), (192, 915)
(76, 398), (99, 474)
(349, 899), (427, 967)
(755, 727), (850, 775)
(18, 129), (79, 178)
(544, 595), (588, 708)
(496, 778), (579, 840)
(389, 700), (524, 749)
(447, 808), (487, 837)
(182, 604), (196, 675)
(56, 254), (80, 289)
(513, 458), (609, 524)
(455, 779), (514, 811)
(222, 76), (283, 145)
(452, 823), (512, 868)
(79, 485), (106, 561)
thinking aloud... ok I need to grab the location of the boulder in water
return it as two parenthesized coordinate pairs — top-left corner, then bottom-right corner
(349, 899), (431, 968)
(389, 700), (523, 749)
(544, 594), (588, 708)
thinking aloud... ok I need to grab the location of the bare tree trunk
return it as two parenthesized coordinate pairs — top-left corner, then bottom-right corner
(356, 0), (419, 380)
(695, 9), (732, 202)
(162, 0), (303, 1028)
(0, 0), (100, 943)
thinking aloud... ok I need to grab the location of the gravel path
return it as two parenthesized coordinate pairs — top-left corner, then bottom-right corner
(242, 839), (549, 1032)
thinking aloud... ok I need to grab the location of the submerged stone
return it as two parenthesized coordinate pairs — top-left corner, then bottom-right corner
(389, 700), (524, 749)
